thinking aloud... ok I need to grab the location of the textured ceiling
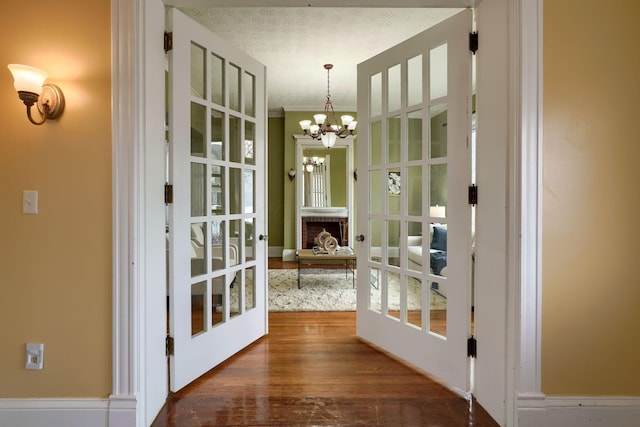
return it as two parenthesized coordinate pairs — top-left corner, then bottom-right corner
(179, 7), (463, 115)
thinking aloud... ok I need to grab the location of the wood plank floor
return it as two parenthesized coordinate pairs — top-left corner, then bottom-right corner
(151, 310), (498, 426)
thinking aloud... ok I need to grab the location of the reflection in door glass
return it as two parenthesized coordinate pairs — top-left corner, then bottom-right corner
(406, 221), (423, 274)
(430, 164), (447, 215)
(387, 63), (401, 112)
(387, 116), (401, 163)
(191, 222), (206, 277)
(191, 281), (207, 336)
(210, 220), (225, 272)
(190, 102), (206, 157)
(407, 54), (423, 107)
(244, 170), (255, 213)
(407, 276), (422, 329)
(429, 43), (447, 100)
(245, 267), (256, 311)
(429, 278), (447, 338)
(430, 104), (448, 159)
(191, 163), (206, 216)
(229, 63), (241, 112)
(245, 218), (255, 262)
(407, 110), (423, 161)
(369, 219), (382, 264)
(229, 219), (241, 267)
(211, 166), (224, 215)
(190, 43), (205, 99)
(406, 166), (422, 216)
(229, 115), (242, 163)
(210, 109), (225, 160)
(244, 71), (255, 117)
(386, 220), (400, 267)
(244, 121), (255, 165)
(230, 272), (240, 318)
(211, 275), (225, 327)
(387, 169), (401, 216)
(387, 271), (401, 321)
(370, 170), (383, 214)
(210, 53), (224, 105)
(368, 266), (382, 313)
(229, 168), (242, 215)
(370, 72), (382, 117)
(370, 121), (382, 166)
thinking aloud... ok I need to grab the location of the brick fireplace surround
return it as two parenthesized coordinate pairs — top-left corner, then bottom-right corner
(301, 216), (348, 249)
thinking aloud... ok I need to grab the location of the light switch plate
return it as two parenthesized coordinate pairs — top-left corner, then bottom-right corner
(26, 343), (44, 370)
(23, 190), (38, 214)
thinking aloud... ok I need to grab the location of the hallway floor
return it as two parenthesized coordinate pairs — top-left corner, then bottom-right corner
(151, 311), (498, 426)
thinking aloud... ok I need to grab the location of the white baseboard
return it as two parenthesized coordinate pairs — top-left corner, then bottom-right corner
(0, 395), (136, 427)
(268, 246), (284, 258)
(282, 249), (296, 261)
(518, 395), (640, 427)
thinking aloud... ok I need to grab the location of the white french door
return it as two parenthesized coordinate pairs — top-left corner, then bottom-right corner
(356, 9), (473, 392)
(167, 7), (268, 392)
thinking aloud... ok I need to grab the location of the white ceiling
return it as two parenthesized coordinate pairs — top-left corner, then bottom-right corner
(178, 6), (463, 115)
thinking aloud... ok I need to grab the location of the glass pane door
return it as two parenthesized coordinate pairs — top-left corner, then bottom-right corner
(167, 8), (267, 392)
(356, 9), (473, 392)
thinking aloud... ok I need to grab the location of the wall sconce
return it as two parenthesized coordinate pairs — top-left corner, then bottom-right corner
(287, 168), (296, 181)
(8, 64), (65, 125)
(353, 169), (358, 181)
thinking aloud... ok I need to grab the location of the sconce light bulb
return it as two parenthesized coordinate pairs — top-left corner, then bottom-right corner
(7, 64), (65, 125)
(8, 64), (47, 95)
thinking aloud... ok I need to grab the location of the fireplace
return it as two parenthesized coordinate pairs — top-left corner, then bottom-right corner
(301, 216), (348, 249)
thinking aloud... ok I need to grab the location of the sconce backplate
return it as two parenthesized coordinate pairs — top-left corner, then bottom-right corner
(37, 84), (65, 119)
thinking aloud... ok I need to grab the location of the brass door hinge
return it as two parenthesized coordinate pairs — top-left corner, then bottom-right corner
(164, 32), (173, 53)
(164, 184), (173, 204)
(166, 335), (174, 356)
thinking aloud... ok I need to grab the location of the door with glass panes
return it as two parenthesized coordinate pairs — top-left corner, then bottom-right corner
(356, 9), (473, 392)
(167, 8), (267, 392)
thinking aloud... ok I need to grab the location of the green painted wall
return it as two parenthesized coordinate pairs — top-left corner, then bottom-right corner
(267, 117), (285, 247)
(281, 110), (356, 251)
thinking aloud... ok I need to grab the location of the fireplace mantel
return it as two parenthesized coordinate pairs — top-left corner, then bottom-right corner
(286, 135), (355, 260)
(300, 207), (348, 218)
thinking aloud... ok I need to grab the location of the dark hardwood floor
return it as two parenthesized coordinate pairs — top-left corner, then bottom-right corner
(153, 317), (496, 425)
(151, 259), (496, 426)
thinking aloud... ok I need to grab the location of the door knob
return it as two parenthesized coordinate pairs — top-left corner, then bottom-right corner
(259, 234), (268, 241)
(356, 234), (365, 242)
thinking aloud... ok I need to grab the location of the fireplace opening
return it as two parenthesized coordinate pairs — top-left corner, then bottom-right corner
(301, 217), (348, 249)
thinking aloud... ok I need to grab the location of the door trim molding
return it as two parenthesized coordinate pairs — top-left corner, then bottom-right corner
(111, 0), (141, 425)
(512, 0), (545, 424)
(108, 0), (544, 425)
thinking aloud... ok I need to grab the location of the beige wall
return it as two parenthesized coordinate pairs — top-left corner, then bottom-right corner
(542, 2), (640, 395)
(0, 1), (112, 397)
(0, 0), (637, 405)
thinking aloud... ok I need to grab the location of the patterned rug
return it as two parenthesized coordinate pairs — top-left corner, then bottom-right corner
(268, 269), (446, 312)
(269, 268), (356, 311)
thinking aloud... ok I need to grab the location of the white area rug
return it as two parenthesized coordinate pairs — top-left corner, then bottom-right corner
(269, 268), (356, 311)
(268, 269), (446, 312)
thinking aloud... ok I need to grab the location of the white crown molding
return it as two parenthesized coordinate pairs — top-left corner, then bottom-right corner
(282, 105), (357, 113)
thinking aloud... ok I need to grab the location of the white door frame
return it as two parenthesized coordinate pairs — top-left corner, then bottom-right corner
(110, 0), (542, 426)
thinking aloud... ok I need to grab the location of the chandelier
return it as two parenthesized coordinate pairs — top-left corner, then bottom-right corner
(299, 64), (357, 148)
(302, 155), (324, 173)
